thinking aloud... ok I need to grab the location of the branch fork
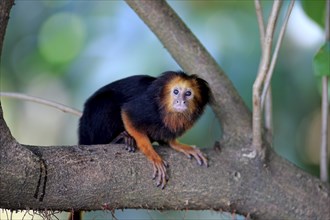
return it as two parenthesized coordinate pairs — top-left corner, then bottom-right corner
(252, 0), (295, 158)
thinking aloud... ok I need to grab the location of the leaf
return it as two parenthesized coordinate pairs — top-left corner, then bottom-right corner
(313, 42), (330, 77)
(301, 0), (326, 29)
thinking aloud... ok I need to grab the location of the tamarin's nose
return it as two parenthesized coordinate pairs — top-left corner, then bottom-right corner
(176, 100), (186, 104)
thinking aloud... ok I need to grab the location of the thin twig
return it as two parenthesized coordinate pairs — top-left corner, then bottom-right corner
(255, 0), (274, 145)
(326, 0), (330, 39)
(252, 0), (282, 156)
(254, 0), (266, 50)
(255, 0), (273, 140)
(320, 76), (329, 182)
(320, 0), (329, 182)
(0, 92), (82, 117)
(262, 0), (295, 142)
(261, 0), (295, 107)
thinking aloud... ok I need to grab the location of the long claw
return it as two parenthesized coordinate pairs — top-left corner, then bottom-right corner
(200, 153), (208, 167)
(152, 164), (157, 180)
(181, 151), (190, 158)
(196, 156), (203, 166)
(188, 149), (208, 167)
(163, 160), (169, 168)
(152, 160), (168, 188)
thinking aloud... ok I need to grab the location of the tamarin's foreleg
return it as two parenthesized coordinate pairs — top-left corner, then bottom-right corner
(169, 140), (208, 166)
(122, 111), (168, 188)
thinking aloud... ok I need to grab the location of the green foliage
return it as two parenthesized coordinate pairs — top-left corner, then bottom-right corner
(301, 0), (326, 29)
(313, 42), (330, 77)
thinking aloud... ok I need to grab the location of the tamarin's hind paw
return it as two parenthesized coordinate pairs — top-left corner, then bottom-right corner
(111, 131), (137, 152)
(152, 160), (169, 189)
(123, 131), (137, 152)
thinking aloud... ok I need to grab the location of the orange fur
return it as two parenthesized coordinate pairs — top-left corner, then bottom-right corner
(121, 110), (163, 164)
(162, 112), (194, 133)
(169, 139), (195, 152)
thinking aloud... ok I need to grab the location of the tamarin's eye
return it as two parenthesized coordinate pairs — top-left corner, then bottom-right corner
(173, 89), (179, 95)
(185, 91), (192, 97)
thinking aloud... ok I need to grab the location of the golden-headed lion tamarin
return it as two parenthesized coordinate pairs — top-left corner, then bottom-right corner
(79, 71), (211, 188)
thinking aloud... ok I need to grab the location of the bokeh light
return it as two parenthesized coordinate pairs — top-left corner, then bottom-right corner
(38, 12), (86, 66)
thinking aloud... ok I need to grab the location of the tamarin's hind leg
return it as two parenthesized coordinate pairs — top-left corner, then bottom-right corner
(122, 111), (168, 188)
(169, 140), (208, 167)
(112, 131), (137, 152)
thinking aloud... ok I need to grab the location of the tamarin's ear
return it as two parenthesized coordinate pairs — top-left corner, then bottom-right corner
(191, 75), (213, 105)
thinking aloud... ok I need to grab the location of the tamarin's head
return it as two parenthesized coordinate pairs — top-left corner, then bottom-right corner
(156, 71), (211, 116)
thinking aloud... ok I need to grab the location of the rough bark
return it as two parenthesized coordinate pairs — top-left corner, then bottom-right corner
(0, 0), (330, 220)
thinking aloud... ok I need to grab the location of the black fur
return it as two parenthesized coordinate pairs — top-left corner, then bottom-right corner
(79, 75), (155, 144)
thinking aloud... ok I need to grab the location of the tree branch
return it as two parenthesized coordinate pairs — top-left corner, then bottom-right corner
(252, 0), (282, 157)
(261, 0), (295, 107)
(320, 76), (328, 182)
(0, 0), (14, 60)
(261, 0), (295, 145)
(254, 0), (274, 144)
(320, 0), (329, 182)
(125, 0), (252, 142)
(0, 92), (82, 117)
(1, 132), (329, 219)
(254, 0), (266, 50)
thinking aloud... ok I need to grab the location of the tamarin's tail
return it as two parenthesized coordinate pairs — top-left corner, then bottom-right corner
(68, 211), (81, 220)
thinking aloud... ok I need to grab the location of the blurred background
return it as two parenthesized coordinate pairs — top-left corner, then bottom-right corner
(0, 0), (328, 219)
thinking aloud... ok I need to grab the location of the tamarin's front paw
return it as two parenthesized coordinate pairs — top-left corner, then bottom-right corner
(169, 140), (208, 167)
(183, 147), (208, 167)
(151, 159), (169, 189)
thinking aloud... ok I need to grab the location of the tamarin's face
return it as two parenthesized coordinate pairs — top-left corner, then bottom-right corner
(163, 76), (201, 113)
(171, 86), (193, 112)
